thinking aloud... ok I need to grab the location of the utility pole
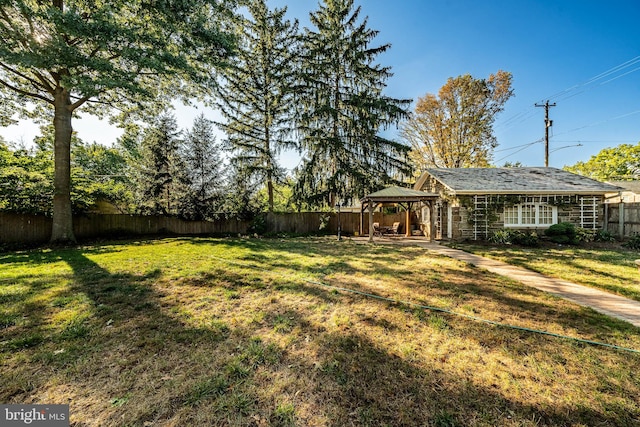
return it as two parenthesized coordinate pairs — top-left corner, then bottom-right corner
(535, 100), (556, 167)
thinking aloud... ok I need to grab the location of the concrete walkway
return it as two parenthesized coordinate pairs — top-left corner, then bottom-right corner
(352, 237), (640, 328)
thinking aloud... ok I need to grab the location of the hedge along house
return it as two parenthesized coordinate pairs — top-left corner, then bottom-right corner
(413, 167), (623, 240)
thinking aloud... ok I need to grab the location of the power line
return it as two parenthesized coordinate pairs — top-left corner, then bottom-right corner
(554, 109), (640, 138)
(547, 55), (640, 102)
(552, 140), (638, 144)
(494, 139), (543, 163)
(496, 55), (640, 131)
(494, 140), (544, 153)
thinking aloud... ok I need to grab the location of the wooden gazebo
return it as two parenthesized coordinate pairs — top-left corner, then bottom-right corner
(360, 186), (440, 242)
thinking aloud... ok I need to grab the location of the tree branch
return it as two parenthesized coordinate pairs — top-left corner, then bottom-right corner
(0, 77), (52, 104)
(69, 93), (95, 111)
(31, 69), (55, 93)
(0, 62), (52, 95)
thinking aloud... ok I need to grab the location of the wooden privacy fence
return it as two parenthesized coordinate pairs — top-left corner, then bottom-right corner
(0, 211), (410, 244)
(12, 204), (640, 245)
(605, 202), (640, 237)
(0, 213), (250, 244)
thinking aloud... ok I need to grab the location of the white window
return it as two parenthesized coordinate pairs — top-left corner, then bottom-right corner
(504, 203), (557, 227)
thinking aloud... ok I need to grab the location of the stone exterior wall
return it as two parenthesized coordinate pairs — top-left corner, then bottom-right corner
(417, 193), (607, 241)
(451, 195), (606, 240)
(416, 174), (609, 240)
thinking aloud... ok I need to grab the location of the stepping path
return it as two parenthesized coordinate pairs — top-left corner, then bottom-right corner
(354, 237), (640, 328)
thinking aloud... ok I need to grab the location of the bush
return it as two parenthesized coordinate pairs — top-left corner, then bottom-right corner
(248, 213), (267, 235)
(488, 229), (513, 245)
(576, 228), (597, 243)
(595, 229), (617, 242)
(512, 231), (539, 247)
(545, 222), (579, 245)
(488, 229), (539, 247)
(576, 228), (617, 243)
(624, 233), (640, 250)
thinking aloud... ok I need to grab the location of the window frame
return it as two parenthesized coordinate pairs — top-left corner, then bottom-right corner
(503, 203), (557, 228)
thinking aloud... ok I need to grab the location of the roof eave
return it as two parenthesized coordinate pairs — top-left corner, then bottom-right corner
(360, 195), (439, 203)
(451, 190), (616, 196)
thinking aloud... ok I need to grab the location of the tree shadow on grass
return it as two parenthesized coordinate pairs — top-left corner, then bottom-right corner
(267, 319), (640, 426)
(3, 240), (639, 426)
(186, 236), (640, 341)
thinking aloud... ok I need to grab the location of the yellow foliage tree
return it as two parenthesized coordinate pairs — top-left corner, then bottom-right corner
(402, 71), (514, 171)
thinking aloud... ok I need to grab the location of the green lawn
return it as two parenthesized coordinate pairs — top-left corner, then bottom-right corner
(455, 243), (640, 301)
(1, 237), (640, 426)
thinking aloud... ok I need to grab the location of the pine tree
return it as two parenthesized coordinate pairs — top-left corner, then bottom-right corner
(295, 0), (411, 207)
(216, 0), (299, 212)
(222, 162), (265, 220)
(180, 113), (225, 220)
(136, 112), (187, 215)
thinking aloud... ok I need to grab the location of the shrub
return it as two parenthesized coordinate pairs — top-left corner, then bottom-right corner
(488, 229), (514, 245)
(488, 229), (538, 247)
(512, 230), (539, 247)
(575, 228), (616, 243)
(545, 222), (579, 245)
(576, 228), (597, 243)
(595, 229), (617, 242)
(624, 233), (640, 250)
(248, 213), (267, 235)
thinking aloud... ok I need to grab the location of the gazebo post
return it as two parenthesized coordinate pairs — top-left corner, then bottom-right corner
(429, 201), (435, 242)
(368, 202), (374, 242)
(405, 202), (412, 237)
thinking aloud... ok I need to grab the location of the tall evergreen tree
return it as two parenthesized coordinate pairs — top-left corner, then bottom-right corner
(222, 162), (265, 220)
(136, 112), (187, 215)
(295, 0), (411, 207)
(216, 0), (299, 212)
(180, 113), (225, 220)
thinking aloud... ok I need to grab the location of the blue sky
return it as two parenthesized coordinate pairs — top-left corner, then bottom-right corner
(2, 0), (639, 171)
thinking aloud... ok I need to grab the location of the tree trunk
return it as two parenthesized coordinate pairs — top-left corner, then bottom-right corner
(50, 88), (76, 244)
(265, 115), (274, 213)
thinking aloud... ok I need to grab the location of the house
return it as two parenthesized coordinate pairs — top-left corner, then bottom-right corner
(413, 167), (623, 240)
(605, 181), (640, 203)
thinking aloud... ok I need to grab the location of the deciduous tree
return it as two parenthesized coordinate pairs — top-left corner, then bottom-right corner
(402, 71), (513, 171)
(0, 141), (53, 214)
(564, 142), (640, 181)
(0, 0), (235, 243)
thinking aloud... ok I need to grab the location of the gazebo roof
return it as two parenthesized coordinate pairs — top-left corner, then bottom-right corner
(361, 186), (439, 203)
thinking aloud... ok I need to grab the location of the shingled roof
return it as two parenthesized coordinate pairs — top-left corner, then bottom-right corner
(361, 186), (438, 203)
(417, 167), (623, 195)
(607, 180), (640, 194)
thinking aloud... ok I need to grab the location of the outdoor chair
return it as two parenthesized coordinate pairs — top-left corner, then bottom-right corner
(373, 222), (382, 237)
(388, 222), (401, 235)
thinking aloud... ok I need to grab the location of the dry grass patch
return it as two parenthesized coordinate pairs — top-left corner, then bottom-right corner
(1, 237), (639, 426)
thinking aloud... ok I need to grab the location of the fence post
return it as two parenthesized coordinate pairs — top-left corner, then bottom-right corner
(619, 202), (625, 238)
